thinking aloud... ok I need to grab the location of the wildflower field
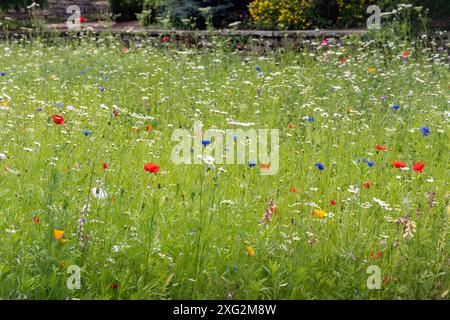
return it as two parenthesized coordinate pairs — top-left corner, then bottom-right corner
(0, 35), (448, 300)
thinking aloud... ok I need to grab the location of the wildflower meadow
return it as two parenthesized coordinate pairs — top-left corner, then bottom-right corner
(0, 30), (448, 301)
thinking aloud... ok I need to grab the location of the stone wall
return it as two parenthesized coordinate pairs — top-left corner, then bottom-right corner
(4, 0), (109, 21)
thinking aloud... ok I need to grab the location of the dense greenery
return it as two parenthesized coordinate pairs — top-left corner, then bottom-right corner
(0, 0), (46, 11)
(110, 0), (449, 29)
(0, 23), (448, 299)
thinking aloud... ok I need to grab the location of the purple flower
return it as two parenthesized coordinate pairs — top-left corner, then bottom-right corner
(427, 192), (435, 208)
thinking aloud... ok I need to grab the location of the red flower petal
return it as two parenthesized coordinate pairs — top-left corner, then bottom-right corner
(144, 162), (159, 173)
(51, 115), (64, 125)
(392, 161), (406, 169)
(412, 162), (425, 172)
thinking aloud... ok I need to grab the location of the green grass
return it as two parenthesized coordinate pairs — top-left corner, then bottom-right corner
(0, 35), (448, 299)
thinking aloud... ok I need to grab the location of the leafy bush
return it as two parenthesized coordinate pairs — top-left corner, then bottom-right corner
(248, 0), (448, 30)
(335, 0), (377, 28)
(109, 0), (144, 22)
(249, 0), (314, 30)
(140, 0), (251, 29)
(0, 0), (47, 11)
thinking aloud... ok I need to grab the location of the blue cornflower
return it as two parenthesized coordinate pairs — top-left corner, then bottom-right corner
(357, 158), (368, 164)
(257, 72), (264, 77)
(201, 140), (211, 146)
(366, 161), (375, 167)
(80, 70), (86, 75)
(315, 162), (325, 170)
(82, 129), (92, 136)
(308, 117), (315, 122)
(99, 86), (106, 92)
(248, 161), (257, 167)
(0, 72), (6, 76)
(420, 126), (430, 136)
(36, 107), (43, 112)
(55, 102), (63, 108)
(256, 66), (261, 72)
(391, 105), (400, 110)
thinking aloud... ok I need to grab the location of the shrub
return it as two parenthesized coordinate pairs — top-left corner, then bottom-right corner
(249, 0), (314, 30)
(140, 0), (251, 29)
(335, 0), (377, 28)
(109, 0), (144, 22)
(0, 0), (47, 11)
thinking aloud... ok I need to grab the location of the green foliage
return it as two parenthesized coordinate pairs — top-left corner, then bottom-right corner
(140, 0), (252, 29)
(108, 0), (144, 22)
(0, 0), (47, 11)
(0, 34), (448, 299)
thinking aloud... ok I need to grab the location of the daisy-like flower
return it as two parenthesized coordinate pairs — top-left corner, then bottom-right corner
(92, 187), (108, 199)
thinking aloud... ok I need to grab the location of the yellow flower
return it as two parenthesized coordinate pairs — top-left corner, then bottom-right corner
(246, 245), (255, 256)
(314, 209), (328, 219)
(54, 229), (64, 240)
(368, 68), (377, 73)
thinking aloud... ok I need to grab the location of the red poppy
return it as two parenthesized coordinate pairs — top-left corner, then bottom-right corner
(80, 16), (86, 23)
(402, 51), (410, 57)
(260, 164), (271, 170)
(103, 163), (108, 169)
(412, 162), (425, 172)
(371, 251), (382, 259)
(144, 162), (159, 173)
(329, 200), (337, 206)
(162, 36), (170, 42)
(287, 123), (296, 129)
(289, 187), (299, 193)
(33, 215), (41, 224)
(339, 57), (348, 63)
(375, 144), (387, 151)
(383, 275), (394, 284)
(392, 161), (406, 169)
(110, 282), (119, 289)
(363, 181), (373, 189)
(236, 44), (243, 50)
(51, 115), (64, 125)
(122, 47), (129, 53)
